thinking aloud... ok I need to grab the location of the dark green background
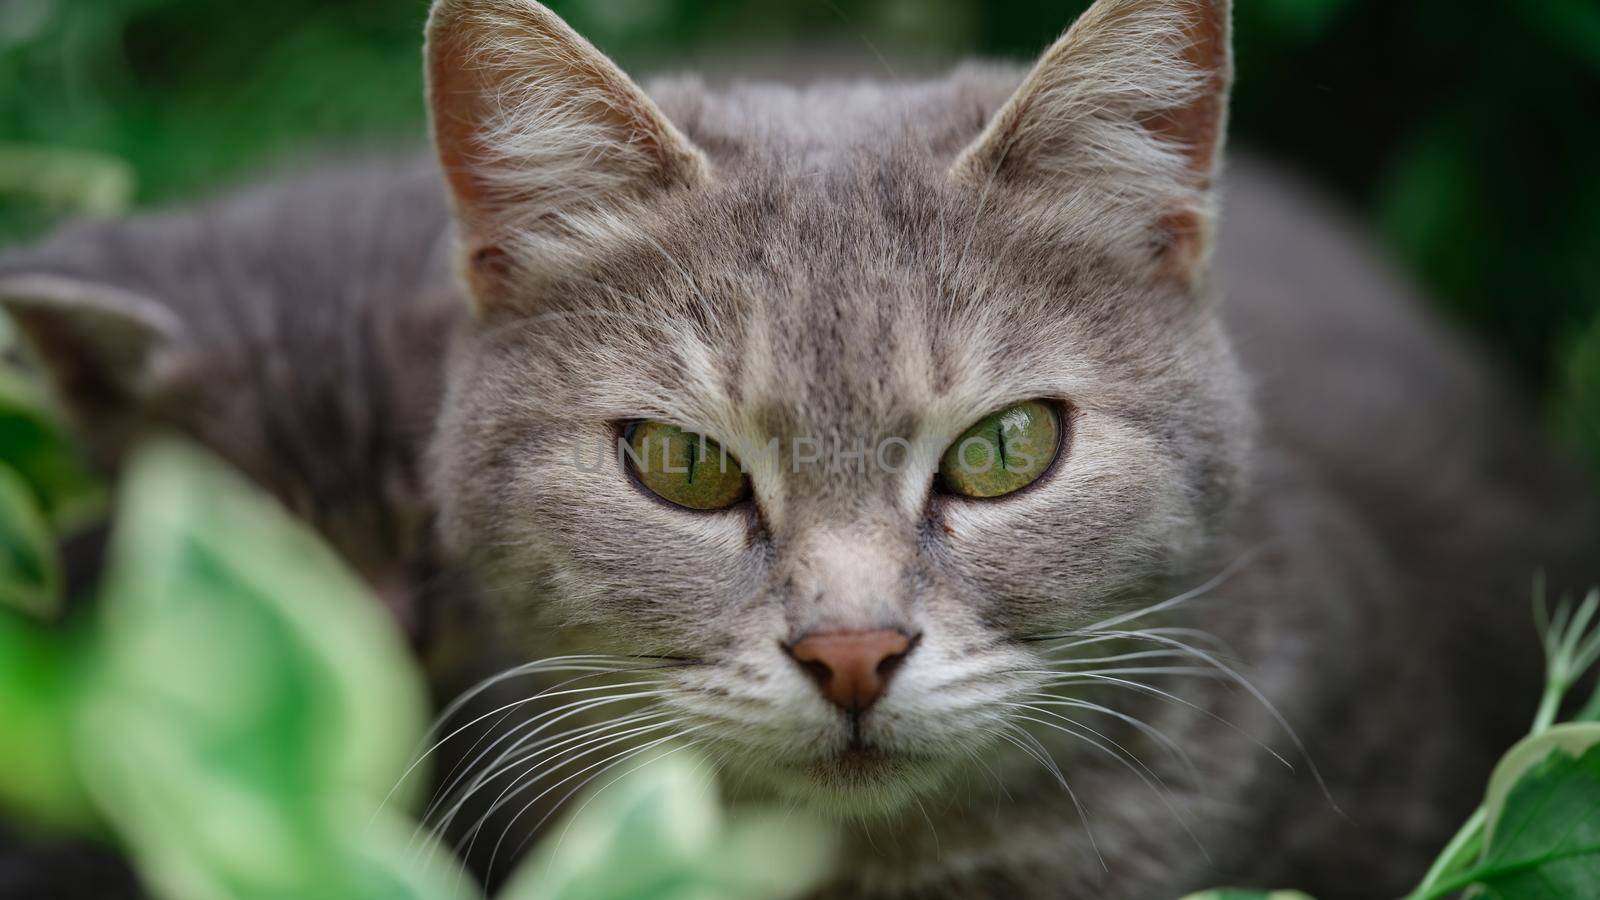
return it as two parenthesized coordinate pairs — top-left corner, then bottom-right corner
(1, 0), (1596, 469)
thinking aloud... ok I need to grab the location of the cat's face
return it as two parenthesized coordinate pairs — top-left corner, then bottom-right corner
(426, 0), (1246, 815)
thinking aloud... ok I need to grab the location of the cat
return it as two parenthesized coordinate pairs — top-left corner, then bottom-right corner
(3, 0), (1598, 897)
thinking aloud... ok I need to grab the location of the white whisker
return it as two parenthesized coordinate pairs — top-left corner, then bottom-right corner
(997, 724), (1105, 871)
(421, 679), (669, 822)
(1083, 627), (1338, 812)
(482, 725), (709, 880)
(1010, 706), (1207, 860)
(379, 657), (663, 821)
(1022, 693), (1201, 783)
(431, 707), (677, 848)
(425, 684), (672, 823)
(1033, 671), (1294, 770)
(1062, 547), (1267, 638)
(451, 717), (692, 874)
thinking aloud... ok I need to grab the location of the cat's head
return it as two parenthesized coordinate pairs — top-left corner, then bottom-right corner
(425, 0), (1251, 815)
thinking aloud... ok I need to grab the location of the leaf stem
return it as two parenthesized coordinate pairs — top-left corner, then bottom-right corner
(1408, 806), (1485, 899)
(1532, 680), (1565, 735)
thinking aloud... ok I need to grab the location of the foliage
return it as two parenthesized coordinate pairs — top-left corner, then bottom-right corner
(0, 608), (96, 830)
(74, 440), (465, 900)
(0, 459), (59, 620)
(0, 352), (103, 532)
(1561, 314), (1600, 469)
(1404, 588), (1600, 898)
(0, 429), (474, 896)
(501, 752), (835, 900)
(1465, 726), (1600, 895)
(1185, 588), (1600, 899)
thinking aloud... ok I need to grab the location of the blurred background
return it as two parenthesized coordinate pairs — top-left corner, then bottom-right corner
(0, 0), (1596, 469)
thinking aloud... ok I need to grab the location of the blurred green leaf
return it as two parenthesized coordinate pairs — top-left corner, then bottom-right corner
(502, 751), (836, 900)
(0, 144), (135, 216)
(1517, 0), (1600, 72)
(1559, 312), (1600, 478)
(0, 348), (105, 532)
(0, 460), (60, 619)
(0, 613), (98, 831)
(74, 438), (471, 900)
(1254, 0), (1352, 38)
(1377, 115), (1485, 311)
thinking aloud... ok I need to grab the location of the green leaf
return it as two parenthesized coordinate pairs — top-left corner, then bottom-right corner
(0, 459), (60, 619)
(1254, 0), (1352, 38)
(0, 352), (105, 531)
(501, 750), (836, 900)
(1482, 724), (1600, 842)
(0, 613), (99, 830)
(0, 144), (135, 216)
(1558, 313), (1600, 480)
(1438, 724), (1600, 897)
(1516, 0), (1600, 72)
(73, 438), (471, 900)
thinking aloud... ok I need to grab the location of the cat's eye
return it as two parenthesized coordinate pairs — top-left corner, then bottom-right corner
(937, 400), (1062, 499)
(625, 421), (750, 510)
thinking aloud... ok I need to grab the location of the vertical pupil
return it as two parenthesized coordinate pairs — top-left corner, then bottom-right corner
(939, 401), (1059, 497)
(628, 422), (748, 510)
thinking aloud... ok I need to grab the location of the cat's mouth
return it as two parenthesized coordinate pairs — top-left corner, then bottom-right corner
(748, 743), (953, 816)
(786, 742), (942, 789)
(809, 745), (897, 779)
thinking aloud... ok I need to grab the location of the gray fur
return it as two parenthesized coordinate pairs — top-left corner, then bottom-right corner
(0, 159), (463, 637)
(2, 0), (1597, 897)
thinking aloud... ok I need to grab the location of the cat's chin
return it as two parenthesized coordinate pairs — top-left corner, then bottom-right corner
(737, 747), (954, 820)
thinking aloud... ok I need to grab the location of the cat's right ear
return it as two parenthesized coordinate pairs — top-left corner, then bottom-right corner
(0, 274), (188, 453)
(950, 0), (1232, 288)
(425, 0), (710, 307)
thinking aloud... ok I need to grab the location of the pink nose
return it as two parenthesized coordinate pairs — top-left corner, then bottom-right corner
(786, 629), (916, 714)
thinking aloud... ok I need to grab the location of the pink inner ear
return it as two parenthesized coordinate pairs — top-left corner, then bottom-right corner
(1139, 3), (1229, 184)
(1139, 2), (1228, 283)
(470, 244), (512, 277)
(427, 25), (498, 223)
(426, 1), (709, 240)
(1153, 207), (1208, 283)
(460, 242), (519, 305)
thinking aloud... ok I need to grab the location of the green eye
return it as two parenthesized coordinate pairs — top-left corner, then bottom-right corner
(626, 421), (750, 510)
(937, 400), (1062, 498)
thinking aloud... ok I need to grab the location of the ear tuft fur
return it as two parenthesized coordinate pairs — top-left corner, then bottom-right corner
(426, 0), (710, 302)
(950, 0), (1231, 285)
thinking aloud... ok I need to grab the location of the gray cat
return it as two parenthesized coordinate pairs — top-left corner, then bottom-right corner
(3, 0), (1597, 897)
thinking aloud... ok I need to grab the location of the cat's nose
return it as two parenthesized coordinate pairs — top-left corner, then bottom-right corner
(786, 629), (917, 714)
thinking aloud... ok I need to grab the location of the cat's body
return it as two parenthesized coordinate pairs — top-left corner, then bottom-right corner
(2, 1), (1597, 897)
(0, 159), (467, 641)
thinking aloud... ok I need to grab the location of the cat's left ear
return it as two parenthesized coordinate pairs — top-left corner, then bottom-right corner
(951, 0), (1231, 286)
